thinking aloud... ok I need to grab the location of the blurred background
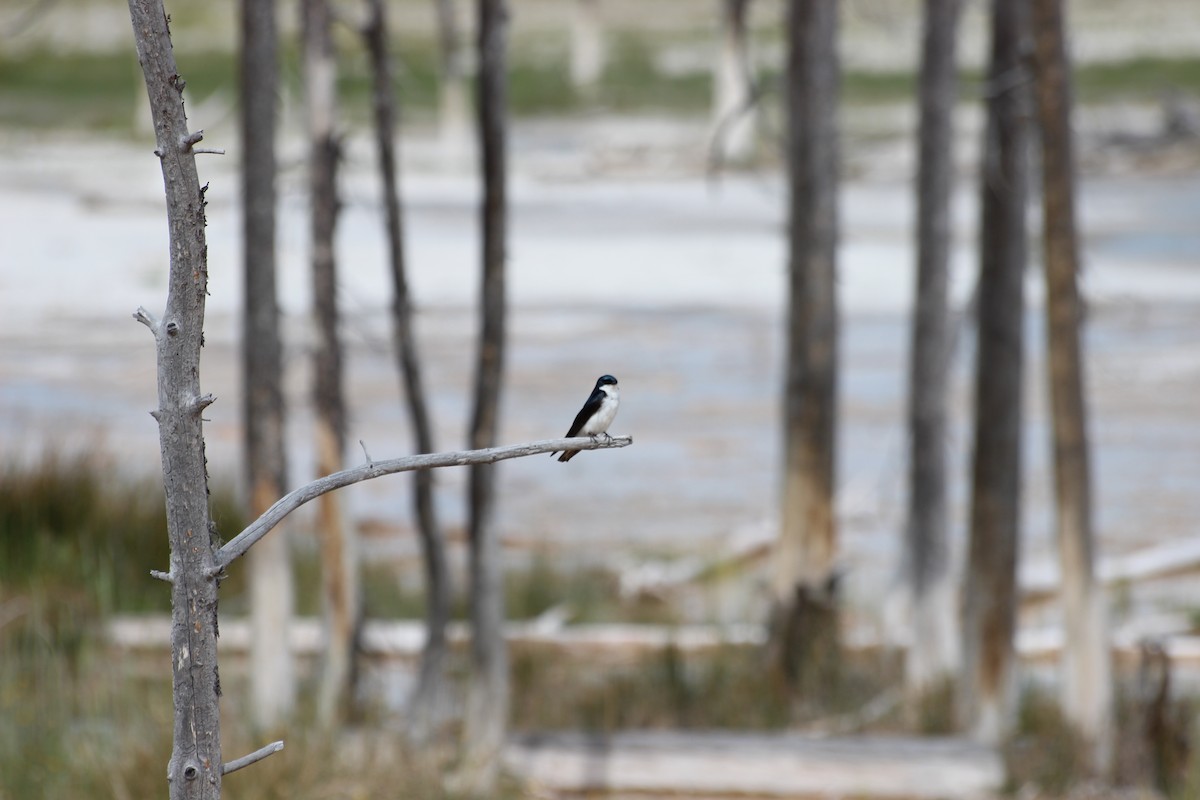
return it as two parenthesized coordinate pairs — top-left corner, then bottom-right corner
(2, 0), (1199, 797)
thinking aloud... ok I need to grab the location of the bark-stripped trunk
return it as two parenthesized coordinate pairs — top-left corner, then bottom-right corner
(770, 0), (840, 694)
(363, 0), (452, 743)
(1030, 0), (1113, 770)
(127, 0), (221, 795)
(712, 0), (756, 164)
(433, 0), (471, 150)
(303, 0), (358, 728)
(240, 0), (295, 732)
(569, 0), (606, 89)
(959, 0), (1030, 744)
(904, 0), (962, 699)
(460, 0), (509, 791)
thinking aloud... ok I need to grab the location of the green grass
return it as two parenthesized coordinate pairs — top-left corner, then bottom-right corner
(1076, 57), (1200, 103)
(510, 640), (903, 733)
(0, 49), (239, 131)
(0, 452), (245, 619)
(511, 643), (791, 731)
(276, 546), (676, 625)
(7, 31), (1198, 134)
(0, 631), (521, 800)
(0, 627), (172, 799)
(1003, 687), (1095, 794)
(9, 456), (1200, 798)
(0, 50), (137, 130)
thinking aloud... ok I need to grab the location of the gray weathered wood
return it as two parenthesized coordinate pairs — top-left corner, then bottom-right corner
(959, 0), (1031, 744)
(127, 0), (223, 796)
(221, 740), (284, 776)
(505, 731), (1003, 799)
(1023, 538), (1200, 602)
(432, 0), (471, 149)
(239, 0), (296, 731)
(109, 616), (1200, 669)
(772, 0), (840, 690)
(1030, 0), (1113, 769)
(569, 0), (606, 89)
(904, 0), (963, 696)
(711, 0), (756, 165)
(461, 0), (511, 791)
(215, 436), (632, 571)
(301, 0), (358, 727)
(362, 0), (452, 742)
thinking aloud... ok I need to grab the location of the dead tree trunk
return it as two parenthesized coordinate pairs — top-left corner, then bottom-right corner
(459, 0), (510, 791)
(129, 12), (626, 794)
(903, 0), (963, 701)
(1030, 0), (1113, 770)
(362, 0), (453, 743)
(770, 0), (840, 695)
(711, 0), (756, 165)
(959, 0), (1030, 745)
(569, 0), (606, 90)
(240, 0), (296, 732)
(432, 0), (471, 151)
(302, 0), (358, 728)
(127, 1), (226, 795)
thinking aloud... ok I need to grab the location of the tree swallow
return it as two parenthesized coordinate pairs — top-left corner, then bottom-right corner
(552, 374), (620, 463)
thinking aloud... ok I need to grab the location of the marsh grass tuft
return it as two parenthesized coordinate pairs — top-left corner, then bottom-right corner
(9, 456), (1200, 798)
(1004, 687), (1098, 795)
(0, 451), (245, 619)
(510, 641), (902, 734)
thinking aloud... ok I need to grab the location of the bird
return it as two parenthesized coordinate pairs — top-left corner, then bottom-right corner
(551, 374), (620, 463)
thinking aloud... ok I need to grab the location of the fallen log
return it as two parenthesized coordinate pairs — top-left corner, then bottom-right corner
(505, 730), (1003, 799)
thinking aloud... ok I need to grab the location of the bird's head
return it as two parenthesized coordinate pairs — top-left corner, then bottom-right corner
(595, 374), (618, 389)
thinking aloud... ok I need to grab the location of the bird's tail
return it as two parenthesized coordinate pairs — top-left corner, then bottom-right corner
(557, 449), (577, 463)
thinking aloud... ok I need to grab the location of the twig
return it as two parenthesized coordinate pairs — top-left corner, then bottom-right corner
(215, 435), (632, 570)
(221, 740), (285, 776)
(133, 306), (160, 334)
(180, 129), (205, 150)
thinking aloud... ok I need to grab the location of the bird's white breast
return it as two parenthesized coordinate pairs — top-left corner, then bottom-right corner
(581, 384), (619, 435)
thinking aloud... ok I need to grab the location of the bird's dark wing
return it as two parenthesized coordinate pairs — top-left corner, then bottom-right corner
(564, 388), (605, 438)
(551, 388), (605, 461)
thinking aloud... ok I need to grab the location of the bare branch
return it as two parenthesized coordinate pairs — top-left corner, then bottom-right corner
(181, 129), (205, 151)
(134, 306), (160, 333)
(150, 569), (173, 583)
(193, 147), (227, 156)
(189, 393), (217, 415)
(358, 438), (373, 467)
(215, 435), (633, 569)
(221, 740), (285, 776)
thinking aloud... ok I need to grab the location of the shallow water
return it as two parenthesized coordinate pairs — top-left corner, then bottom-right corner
(1, 122), (1197, 628)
